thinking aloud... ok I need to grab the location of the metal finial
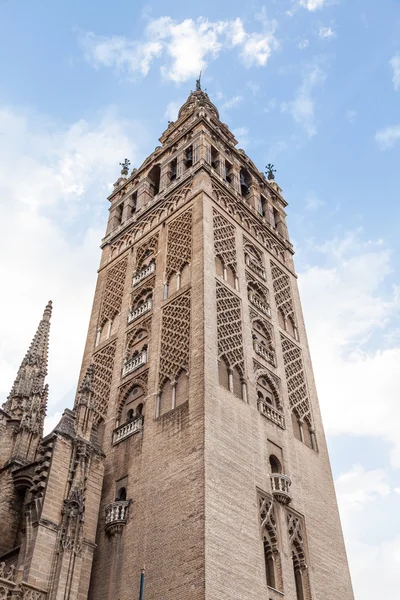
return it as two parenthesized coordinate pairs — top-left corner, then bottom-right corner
(265, 163), (276, 181)
(119, 158), (131, 176)
(196, 71), (202, 91)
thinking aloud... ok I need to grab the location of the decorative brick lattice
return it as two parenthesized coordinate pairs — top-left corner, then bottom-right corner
(135, 233), (159, 270)
(110, 179), (193, 256)
(213, 209), (237, 272)
(212, 180), (287, 263)
(216, 281), (244, 374)
(92, 341), (117, 422)
(159, 291), (191, 388)
(99, 257), (128, 325)
(280, 335), (311, 422)
(165, 208), (192, 281)
(271, 262), (296, 324)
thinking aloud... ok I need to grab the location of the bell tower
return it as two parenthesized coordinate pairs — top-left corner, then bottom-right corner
(0, 84), (354, 600)
(80, 86), (354, 600)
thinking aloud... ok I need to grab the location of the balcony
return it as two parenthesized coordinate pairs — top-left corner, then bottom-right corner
(105, 500), (130, 535)
(127, 299), (152, 324)
(132, 262), (155, 287)
(254, 342), (275, 367)
(245, 257), (267, 280)
(249, 294), (271, 317)
(113, 415), (144, 444)
(270, 473), (292, 505)
(122, 351), (147, 377)
(258, 400), (285, 429)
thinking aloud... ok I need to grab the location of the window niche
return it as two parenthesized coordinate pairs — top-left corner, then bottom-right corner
(211, 146), (220, 170)
(157, 370), (189, 417)
(218, 358), (246, 400)
(169, 158), (177, 183)
(165, 262), (191, 298)
(148, 164), (161, 197)
(225, 159), (233, 184)
(240, 167), (251, 196)
(184, 145), (193, 169)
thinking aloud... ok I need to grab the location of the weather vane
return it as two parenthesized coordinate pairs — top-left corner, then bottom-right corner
(196, 70), (202, 91)
(265, 163), (276, 181)
(119, 158), (131, 175)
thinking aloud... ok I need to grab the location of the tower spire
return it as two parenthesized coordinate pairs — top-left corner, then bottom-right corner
(3, 301), (52, 425)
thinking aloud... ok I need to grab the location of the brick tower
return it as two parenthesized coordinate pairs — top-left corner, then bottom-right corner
(0, 85), (354, 600)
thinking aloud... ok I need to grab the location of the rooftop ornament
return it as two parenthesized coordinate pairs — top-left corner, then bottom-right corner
(265, 163), (276, 181)
(119, 158), (131, 176)
(196, 71), (202, 91)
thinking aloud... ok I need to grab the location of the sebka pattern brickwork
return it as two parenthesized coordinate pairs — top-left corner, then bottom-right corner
(92, 341), (117, 422)
(216, 281), (245, 375)
(280, 334), (312, 423)
(99, 257), (128, 326)
(159, 291), (191, 388)
(271, 262), (297, 327)
(165, 208), (192, 282)
(213, 209), (237, 273)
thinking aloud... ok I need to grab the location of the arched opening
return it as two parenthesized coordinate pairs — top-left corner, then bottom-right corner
(293, 562), (305, 600)
(292, 412), (303, 442)
(215, 255), (224, 277)
(264, 540), (276, 589)
(115, 203), (123, 227)
(117, 487), (127, 502)
(257, 377), (276, 408)
(175, 370), (189, 407)
(218, 358), (230, 391)
(240, 167), (251, 196)
(120, 385), (145, 424)
(148, 164), (161, 197)
(159, 379), (173, 416)
(277, 308), (286, 330)
(232, 366), (242, 399)
(269, 455), (282, 474)
(287, 316), (296, 338)
(127, 409), (134, 421)
(180, 262), (190, 288)
(226, 265), (236, 289)
(184, 145), (193, 169)
(303, 419), (313, 449)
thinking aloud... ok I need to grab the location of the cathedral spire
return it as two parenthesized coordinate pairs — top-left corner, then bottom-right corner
(3, 301), (52, 423)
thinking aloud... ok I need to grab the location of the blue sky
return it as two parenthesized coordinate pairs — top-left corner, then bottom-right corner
(1, 0), (400, 596)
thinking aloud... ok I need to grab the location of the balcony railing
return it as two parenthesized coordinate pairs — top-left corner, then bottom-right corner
(254, 342), (275, 367)
(270, 473), (292, 505)
(249, 294), (271, 317)
(127, 299), (152, 324)
(122, 351), (147, 377)
(113, 415), (144, 444)
(258, 400), (285, 429)
(105, 500), (130, 535)
(246, 257), (267, 280)
(132, 262), (155, 287)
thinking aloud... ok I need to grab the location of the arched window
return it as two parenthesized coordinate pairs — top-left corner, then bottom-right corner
(117, 487), (127, 501)
(269, 455), (282, 474)
(136, 403), (143, 415)
(264, 540), (276, 588)
(257, 377), (276, 408)
(127, 409), (134, 421)
(293, 563), (305, 600)
(148, 164), (161, 197)
(240, 167), (251, 196)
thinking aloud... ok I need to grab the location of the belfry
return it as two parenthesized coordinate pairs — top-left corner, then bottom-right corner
(0, 87), (354, 600)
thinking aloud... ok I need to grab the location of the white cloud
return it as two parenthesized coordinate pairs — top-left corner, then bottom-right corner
(300, 0), (327, 10)
(298, 39), (309, 49)
(299, 231), (400, 466)
(334, 465), (400, 599)
(0, 105), (143, 421)
(281, 65), (325, 136)
(222, 95), (243, 110)
(81, 16), (279, 83)
(319, 26), (336, 39)
(375, 125), (400, 149)
(390, 53), (400, 91)
(163, 99), (184, 122)
(304, 191), (325, 211)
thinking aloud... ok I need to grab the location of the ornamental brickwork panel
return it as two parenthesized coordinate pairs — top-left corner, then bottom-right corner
(271, 262), (296, 325)
(165, 208), (192, 282)
(213, 209), (237, 272)
(159, 291), (191, 388)
(92, 340), (117, 422)
(216, 281), (244, 375)
(280, 334), (312, 423)
(99, 257), (128, 325)
(135, 233), (159, 270)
